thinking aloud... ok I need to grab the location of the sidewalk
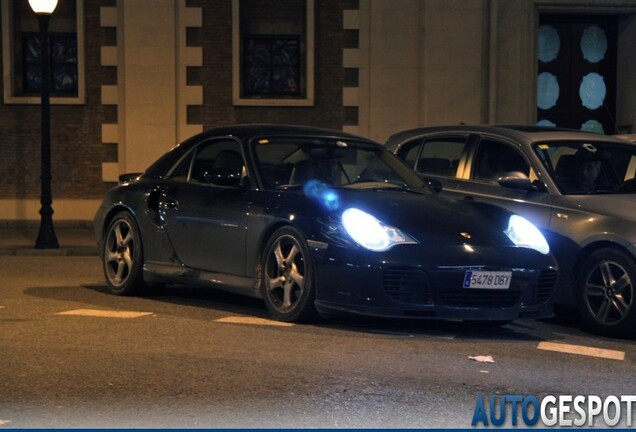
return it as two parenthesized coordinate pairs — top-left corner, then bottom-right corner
(0, 225), (98, 256)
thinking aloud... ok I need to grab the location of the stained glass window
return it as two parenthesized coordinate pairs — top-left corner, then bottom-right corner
(243, 36), (300, 96)
(537, 72), (560, 110)
(4, 0), (82, 101)
(238, 0), (308, 100)
(581, 119), (605, 134)
(537, 119), (557, 128)
(579, 72), (606, 110)
(538, 25), (560, 63)
(580, 25), (607, 63)
(23, 33), (78, 94)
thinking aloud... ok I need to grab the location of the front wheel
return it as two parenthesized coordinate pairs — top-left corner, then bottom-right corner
(577, 248), (636, 338)
(261, 227), (319, 322)
(102, 212), (146, 295)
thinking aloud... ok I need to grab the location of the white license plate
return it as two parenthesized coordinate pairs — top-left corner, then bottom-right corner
(463, 271), (512, 289)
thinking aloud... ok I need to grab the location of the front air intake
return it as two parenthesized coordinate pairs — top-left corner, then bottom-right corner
(383, 267), (432, 304)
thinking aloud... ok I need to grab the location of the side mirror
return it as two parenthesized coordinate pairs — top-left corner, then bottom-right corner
(497, 172), (537, 192)
(423, 177), (443, 193)
(239, 175), (251, 189)
(118, 173), (142, 184)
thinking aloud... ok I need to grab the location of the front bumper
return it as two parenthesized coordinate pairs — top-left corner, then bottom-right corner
(311, 243), (558, 321)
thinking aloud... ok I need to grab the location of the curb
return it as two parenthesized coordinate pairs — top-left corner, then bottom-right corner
(0, 247), (98, 256)
(0, 220), (94, 229)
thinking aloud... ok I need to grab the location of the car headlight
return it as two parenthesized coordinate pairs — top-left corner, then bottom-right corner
(341, 208), (418, 252)
(504, 215), (550, 255)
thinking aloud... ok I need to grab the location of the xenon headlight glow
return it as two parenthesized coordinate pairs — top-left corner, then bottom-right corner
(341, 208), (418, 252)
(504, 215), (550, 255)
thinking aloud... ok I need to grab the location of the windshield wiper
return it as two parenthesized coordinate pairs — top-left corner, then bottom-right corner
(344, 179), (426, 194)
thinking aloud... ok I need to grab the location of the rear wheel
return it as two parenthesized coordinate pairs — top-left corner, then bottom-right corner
(103, 212), (146, 295)
(578, 248), (636, 337)
(261, 227), (319, 322)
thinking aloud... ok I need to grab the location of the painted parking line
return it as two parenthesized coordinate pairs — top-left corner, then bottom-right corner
(56, 309), (153, 319)
(537, 341), (625, 361)
(215, 316), (294, 327)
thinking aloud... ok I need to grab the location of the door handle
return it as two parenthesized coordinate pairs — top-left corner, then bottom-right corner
(464, 196), (475, 201)
(163, 198), (179, 209)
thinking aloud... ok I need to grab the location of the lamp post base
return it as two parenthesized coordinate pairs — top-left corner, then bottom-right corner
(35, 209), (59, 249)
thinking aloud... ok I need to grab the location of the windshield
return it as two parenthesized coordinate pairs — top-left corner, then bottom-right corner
(533, 140), (636, 195)
(252, 137), (428, 193)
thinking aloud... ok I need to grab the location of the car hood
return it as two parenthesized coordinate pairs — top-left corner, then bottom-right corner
(328, 188), (513, 247)
(564, 194), (636, 223)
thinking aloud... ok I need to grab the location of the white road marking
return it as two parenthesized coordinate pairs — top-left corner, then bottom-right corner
(215, 316), (294, 327)
(537, 341), (625, 361)
(56, 309), (153, 319)
(0, 420), (11, 425)
(469, 355), (495, 363)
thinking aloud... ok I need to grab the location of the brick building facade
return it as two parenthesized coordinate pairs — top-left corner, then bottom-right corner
(2, 0), (636, 222)
(1, 0), (117, 217)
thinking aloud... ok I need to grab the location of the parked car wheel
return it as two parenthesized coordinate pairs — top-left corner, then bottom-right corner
(262, 227), (318, 322)
(103, 212), (146, 295)
(578, 248), (636, 337)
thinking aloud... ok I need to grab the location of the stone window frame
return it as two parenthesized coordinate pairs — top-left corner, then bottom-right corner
(1, 0), (85, 105)
(232, 0), (314, 107)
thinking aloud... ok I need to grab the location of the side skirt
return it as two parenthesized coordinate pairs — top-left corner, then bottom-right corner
(144, 261), (261, 299)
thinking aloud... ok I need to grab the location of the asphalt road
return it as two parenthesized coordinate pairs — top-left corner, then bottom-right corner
(1, 256), (635, 428)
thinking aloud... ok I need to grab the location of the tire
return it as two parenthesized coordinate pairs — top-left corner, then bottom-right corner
(102, 212), (146, 295)
(577, 248), (636, 338)
(261, 226), (319, 322)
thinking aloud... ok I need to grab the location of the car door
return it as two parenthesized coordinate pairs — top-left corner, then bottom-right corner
(162, 138), (249, 276)
(457, 136), (553, 230)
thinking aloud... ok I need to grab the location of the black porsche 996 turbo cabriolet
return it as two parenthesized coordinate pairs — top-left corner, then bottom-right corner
(95, 124), (558, 323)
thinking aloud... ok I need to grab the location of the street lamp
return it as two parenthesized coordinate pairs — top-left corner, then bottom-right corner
(29, 0), (59, 249)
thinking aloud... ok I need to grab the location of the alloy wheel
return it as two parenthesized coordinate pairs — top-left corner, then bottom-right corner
(583, 260), (633, 325)
(104, 218), (135, 287)
(264, 234), (306, 313)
